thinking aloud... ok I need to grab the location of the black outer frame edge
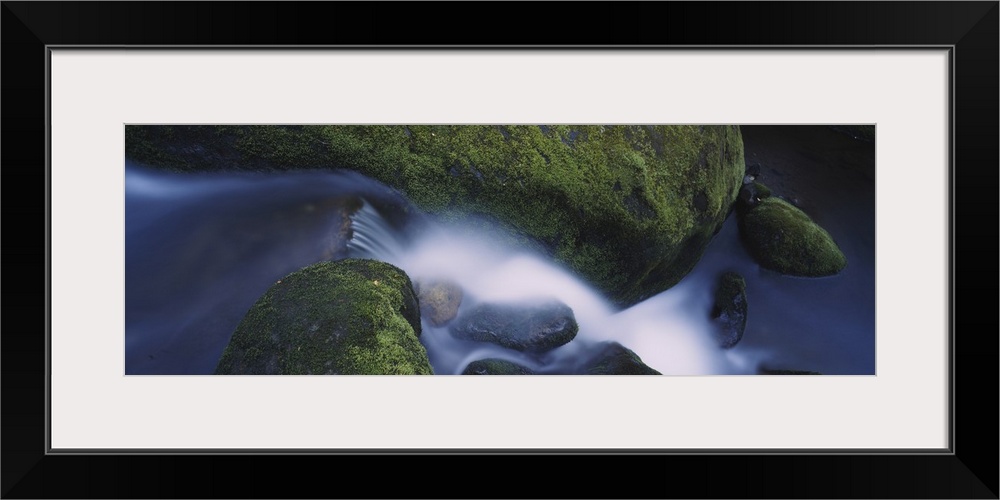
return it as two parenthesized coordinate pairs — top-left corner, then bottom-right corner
(64, 447), (967, 459)
(43, 44), (53, 464)
(2, 1), (997, 499)
(952, 3), (1000, 496)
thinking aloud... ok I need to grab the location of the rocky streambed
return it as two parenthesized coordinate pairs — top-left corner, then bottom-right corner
(125, 125), (875, 375)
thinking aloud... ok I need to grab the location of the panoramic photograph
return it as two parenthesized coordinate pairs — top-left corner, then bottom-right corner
(124, 124), (875, 375)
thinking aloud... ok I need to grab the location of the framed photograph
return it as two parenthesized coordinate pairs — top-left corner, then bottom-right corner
(4, 2), (996, 498)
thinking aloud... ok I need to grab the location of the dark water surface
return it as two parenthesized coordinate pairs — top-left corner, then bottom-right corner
(733, 125), (876, 374)
(124, 125), (875, 375)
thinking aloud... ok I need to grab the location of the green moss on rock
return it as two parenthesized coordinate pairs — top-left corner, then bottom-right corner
(214, 259), (433, 375)
(739, 197), (847, 276)
(753, 181), (772, 199)
(126, 125), (746, 306)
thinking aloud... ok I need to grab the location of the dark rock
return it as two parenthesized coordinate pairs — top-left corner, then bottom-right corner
(583, 341), (660, 375)
(449, 299), (579, 353)
(214, 259), (433, 375)
(711, 271), (747, 348)
(738, 183), (760, 208)
(462, 358), (535, 375)
(737, 181), (773, 210)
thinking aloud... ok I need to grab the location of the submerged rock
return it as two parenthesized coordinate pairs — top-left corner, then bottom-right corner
(449, 299), (578, 353)
(125, 125), (747, 308)
(461, 358), (536, 375)
(738, 197), (847, 276)
(583, 341), (661, 375)
(214, 259), (433, 375)
(711, 271), (747, 348)
(414, 278), (463, 326)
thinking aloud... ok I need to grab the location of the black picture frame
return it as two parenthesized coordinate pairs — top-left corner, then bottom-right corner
(3, 2), (997, 498)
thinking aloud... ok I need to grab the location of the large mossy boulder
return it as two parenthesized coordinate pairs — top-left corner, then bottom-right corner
(739, 197), (847, 276)
(583, 341), (661, 375)
(126, 125), (746, 307)
(711, 271), (747, 348)
(449, 299), (578, 353)
(215, 259), (433, 375)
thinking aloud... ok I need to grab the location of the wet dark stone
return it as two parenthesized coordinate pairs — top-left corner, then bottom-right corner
(449, 299), (578, 353)
(462, 358), (535, 375)
(582, 341), (660, 375)
(711, 271), (747, 348)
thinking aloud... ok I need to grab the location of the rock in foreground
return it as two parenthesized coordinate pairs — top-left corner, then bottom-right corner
(461, 358), (536, 375)
(739, 197), (847, 276)
(449, 299), (578, 353)
(215, 259), (432, 375)
(583, 341), (661, 375)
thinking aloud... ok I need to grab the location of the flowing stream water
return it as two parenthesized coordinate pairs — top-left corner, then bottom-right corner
(125, 126), (875, 375)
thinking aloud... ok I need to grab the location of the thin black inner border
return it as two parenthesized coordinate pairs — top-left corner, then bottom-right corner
(44, 45), (955, 455)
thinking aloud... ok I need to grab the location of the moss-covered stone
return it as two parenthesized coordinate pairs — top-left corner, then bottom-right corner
(414, 278), (463, 327)
(753, 181), (771, 199)
(125, 125), (746, 307)
(711, 271), (747, 348)
(214, 259), (433, 375)
(738, 197), (847, 276)
(583, 341), (661, 375)
(461, 358), (535, 375)
(449, 299), (578, 353)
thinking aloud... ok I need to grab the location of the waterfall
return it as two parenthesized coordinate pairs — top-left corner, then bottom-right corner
(343, 198), (747, 375)
(346, 200), (408, 265)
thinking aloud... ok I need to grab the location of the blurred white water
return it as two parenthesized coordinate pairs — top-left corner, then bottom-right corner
(347, 200), (754, 375)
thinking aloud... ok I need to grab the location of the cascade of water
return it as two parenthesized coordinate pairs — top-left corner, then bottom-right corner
(346, 200), (409, 265)
(343, 199), (748, 375)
